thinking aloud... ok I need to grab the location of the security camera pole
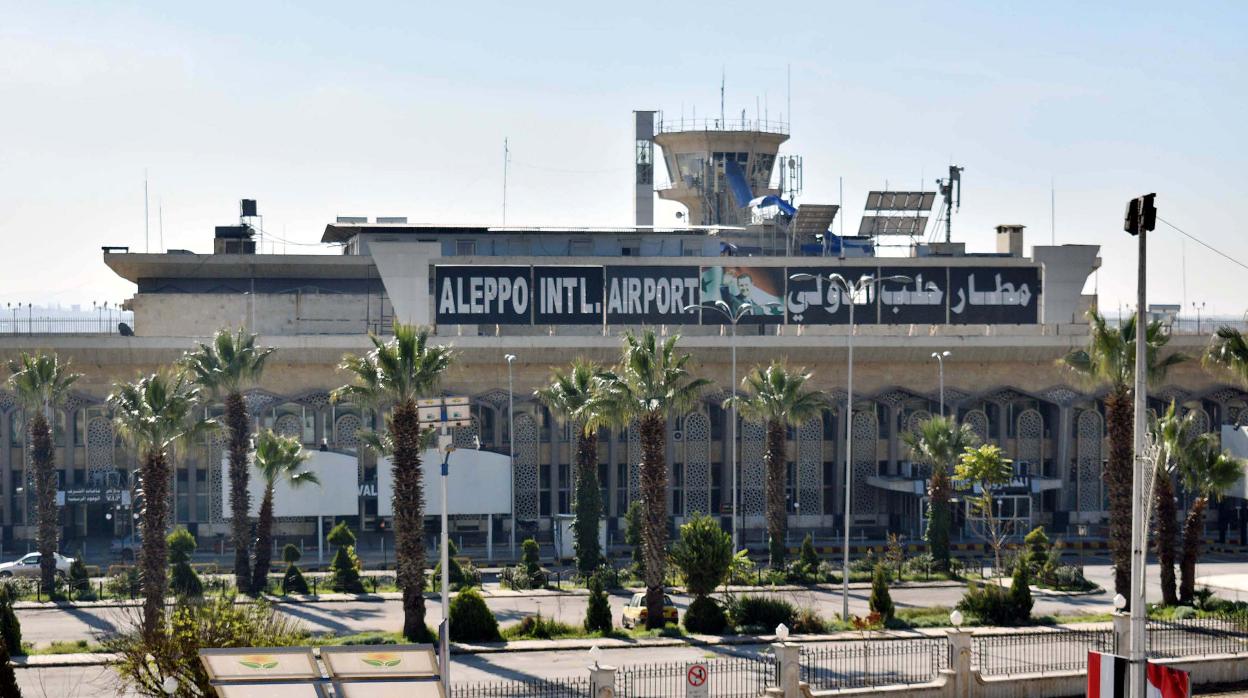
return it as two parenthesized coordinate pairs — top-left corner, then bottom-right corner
(1123, 192), (1156, 698)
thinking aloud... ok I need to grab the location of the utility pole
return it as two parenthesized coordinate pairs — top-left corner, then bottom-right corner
(1124, 192), (1156, 698)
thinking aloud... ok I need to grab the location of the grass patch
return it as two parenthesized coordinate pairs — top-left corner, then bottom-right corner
(26, 639), (109, 655)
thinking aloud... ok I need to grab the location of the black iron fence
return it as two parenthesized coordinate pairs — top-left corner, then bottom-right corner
(800, 637), (948, 690)
(1149, 615), (1248, 658)
(974, 629), (1114, 677)
(0, 315), (134, 335)
(617, 655), (773, 698)
(452, 676), (591, 698)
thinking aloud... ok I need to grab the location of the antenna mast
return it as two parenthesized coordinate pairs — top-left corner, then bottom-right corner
(936, 165), (964, 243)
(720, 68), (725, 126)
(502, 137), (510, 225)
(144, 169), (149, 253)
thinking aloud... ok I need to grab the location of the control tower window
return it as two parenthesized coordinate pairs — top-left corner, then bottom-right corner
(456, 240), (476, 256)
(675, 153), (705, 186)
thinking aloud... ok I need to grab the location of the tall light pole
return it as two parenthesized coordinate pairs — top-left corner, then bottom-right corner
(931, 351), (951, 416)
(1192, 301), (1205, 334)
(684, 300), (767, 554)
(791, 271), (909, 621)
(505, 353), (517, 560)
(439, 439), (455, 688)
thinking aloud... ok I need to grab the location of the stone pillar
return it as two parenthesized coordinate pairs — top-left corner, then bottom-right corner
(588, 663), (616, 698)
(1113, 611), (1130, 656)
(772, 642), (802, 698)
(1, 410), (10, 527)
(1055, 405), (1073, 513)
(885, 406), (899, 476)
(946, 628), (972, 698)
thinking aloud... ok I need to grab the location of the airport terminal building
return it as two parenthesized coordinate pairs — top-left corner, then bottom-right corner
(1, 112), (1244, 555)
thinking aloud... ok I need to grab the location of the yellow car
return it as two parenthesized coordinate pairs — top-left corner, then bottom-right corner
(620, 592), (678, 628)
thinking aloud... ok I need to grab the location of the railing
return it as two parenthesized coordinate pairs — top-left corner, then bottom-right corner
(451, 676), (591, 698)
(800, 637), (948, 690)
(656, 116), (790, 136)
(974, 629), (1114, 677)
(1149, 615), (1248, 658)
(0, 315), (134, 335)
(617, 655), (774, 698)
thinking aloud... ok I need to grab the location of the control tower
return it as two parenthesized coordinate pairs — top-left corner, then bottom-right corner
(649, 113), (791, 226)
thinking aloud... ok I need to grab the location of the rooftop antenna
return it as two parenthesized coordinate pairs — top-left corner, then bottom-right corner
(158, 199), (164, 252)
(1050, 176), (1056, 245)
(786, 63), (791, 129)
(936, 165), (964, 243)
(502, 137), (510, 225)
(143, 169), (149, 253)
(720, 67), (725, 126)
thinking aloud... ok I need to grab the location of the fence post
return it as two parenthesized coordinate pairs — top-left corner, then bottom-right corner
(1112, 611), (1130, 656)
(771, 640), (802, 698)
(945, 628), (972, 698)
(588, 662), (616, 698)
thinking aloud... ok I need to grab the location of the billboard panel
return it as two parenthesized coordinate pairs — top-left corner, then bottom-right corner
(533, 266), (603, 325)
(604, 266), (700, 324)
(785, 267), (880, 324)
(878, 266), (949, 325)
(699, 265), (785, 324)
(434, 265), (531, 324)
(948, 266), (1040, 324)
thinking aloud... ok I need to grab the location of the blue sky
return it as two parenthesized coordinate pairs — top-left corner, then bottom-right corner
(2, 1), (1245, 316)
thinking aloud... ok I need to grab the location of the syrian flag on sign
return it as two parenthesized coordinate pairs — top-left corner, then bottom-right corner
(1087, 652), (1190, 698)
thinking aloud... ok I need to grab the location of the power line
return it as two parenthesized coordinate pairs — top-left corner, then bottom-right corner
(1157, 216), (1248, 274)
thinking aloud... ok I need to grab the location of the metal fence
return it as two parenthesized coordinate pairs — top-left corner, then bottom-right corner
(451, 676), (591, 698)
(974, 629), (1114, 677)
(800, 637), (948, 690)
(1149, 615), (1248, 659)
(0, 315), (134, 335)
(617, 656), (774, 698)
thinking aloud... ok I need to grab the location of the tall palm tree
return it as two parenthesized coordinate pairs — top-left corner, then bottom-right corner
(902, 415), (978, 571)
(535, 358), (609, 576)
(1204, 326), (1248, 382)
(6, 352), (80, 594)
(181, 329), (275, 593)
(250, 429), (319, 594)
(1059, 309), (1186, 601)
(600, 330), (709, 629)
(729, 362), (827, 569)
(1150, 400), (1199, 606)
(1176, 433), (1243, 604)
(333, 324), (454, 641)
(108, 370), (212, 640)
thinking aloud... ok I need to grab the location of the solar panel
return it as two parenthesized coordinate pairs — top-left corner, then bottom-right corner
(858, 216), (928, 236)
(791, 204), (840, 235)
(864, 191), (936, 212)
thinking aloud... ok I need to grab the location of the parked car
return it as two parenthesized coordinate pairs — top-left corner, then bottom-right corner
(620, 591), (678, 628)
(0, 552), (74, 578)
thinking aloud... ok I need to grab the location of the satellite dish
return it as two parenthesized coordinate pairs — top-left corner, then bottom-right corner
(675, 211), (685, 219)
(118, 322), (134, 337)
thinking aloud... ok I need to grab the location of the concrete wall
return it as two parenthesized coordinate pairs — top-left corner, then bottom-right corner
(131, 292), (386, 337)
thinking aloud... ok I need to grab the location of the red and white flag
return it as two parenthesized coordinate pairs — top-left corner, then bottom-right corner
(1088, 652), (1190, 698)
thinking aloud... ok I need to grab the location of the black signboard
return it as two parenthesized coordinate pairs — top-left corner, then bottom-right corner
(878, 266), (949, 325)
(948, 266), (1040, 324)
(604, 266), (700, 324)
(533, 266), (604, 325)
(785, 267), (880, 325)
(435, 265), (532, 324)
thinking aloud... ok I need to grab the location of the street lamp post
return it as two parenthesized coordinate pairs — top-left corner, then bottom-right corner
(1192, 301), (1205, 334)
(931, 351), (951, 416)
(439, 439), (455, 689)
(684, 300), (765, 554)
(505, 354), (517, 560)
(790, 271), (909, 621)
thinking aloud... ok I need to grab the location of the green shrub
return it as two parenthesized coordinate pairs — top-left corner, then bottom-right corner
(1048, 565), (1093, 591)
(0, 627), (18, 697)
(671, 513), (732, 597)
(327, 522), (365, 594)
(584, 575), (613, 634)
(433, 540), (482, 590)
(957, 576), (1032, 627)
(521, 539), (541, 574)
(727, 550), (758, 586)
(166, 527), (203, 597)
(68, 556), (92, 598)
(108, 595), (306, 697)
(799, 534), (819, 569)
(0, 587), (20, 657)
(1009, 558), (1033, 622)
(850, 549), (876, 574)
(106, 568), (141, 599)
(1023, 526), (1049, 575)
(282, 563), (310, 595)
(282, 544), (302, 564)
(792, 606), (828, 634)
(869, 564), (894, 622)
(904, 552), (938, 578)
(730, 595), (795, 632)
(503, 614), (575, 640)
(448, 588), (501, 642)
(1171, 605), (1197, 620)
(684, 595), (727, 634)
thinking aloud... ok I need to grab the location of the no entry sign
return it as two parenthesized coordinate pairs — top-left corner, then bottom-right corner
(686, 663), (708, 698)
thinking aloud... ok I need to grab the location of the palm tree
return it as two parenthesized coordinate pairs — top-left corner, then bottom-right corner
(1150, 400), (1199, 606)
(535, 359), (609, 576)
(181, 329), (275, 593)
(600, 330), (709, 629)
(902, 415), (978, 571)
(333, 324), (454, 641)
(1059, 309), (1186, 601)
(108, 370), (212, 640)
(1176, 433), (1243, 604)
(250, 429), (319, 595)
(6, 352), (80, 594)
(1204, 326), (1248, 382)
(729, 362), (827, 569)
